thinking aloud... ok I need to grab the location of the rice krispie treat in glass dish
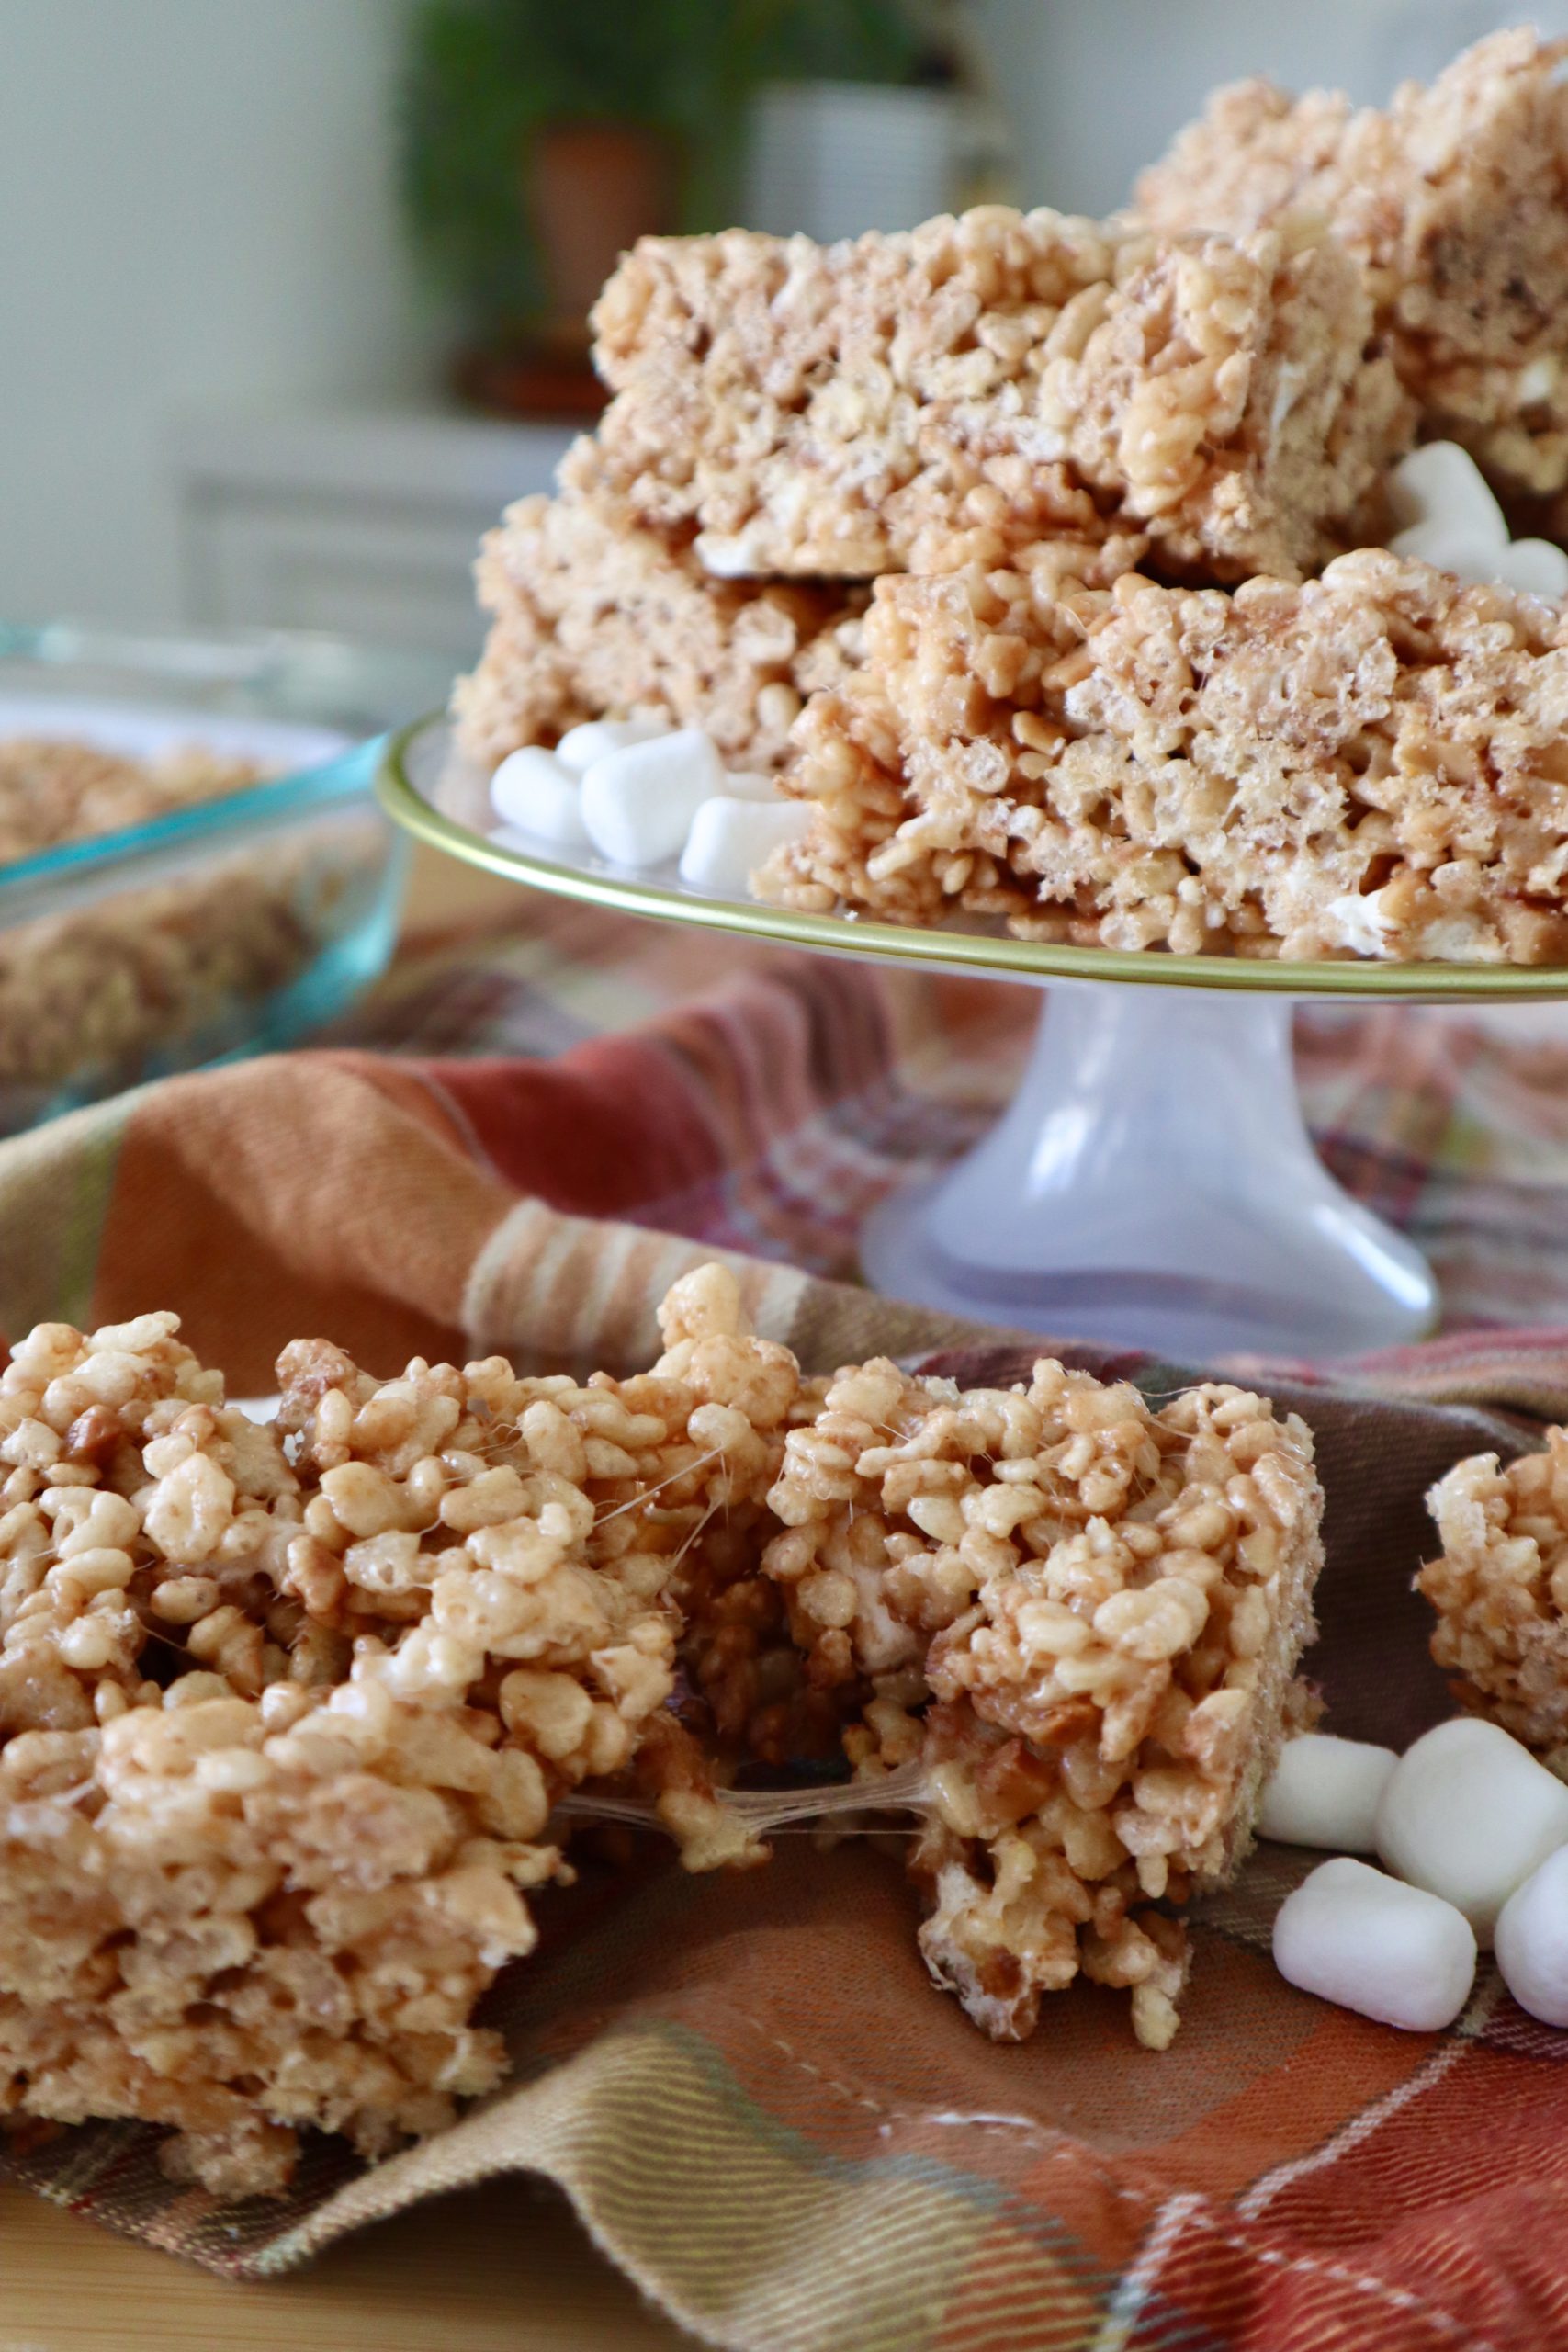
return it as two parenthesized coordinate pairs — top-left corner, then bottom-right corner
(761, 1355), (1324, 2047)
(588, 207), (1410, 584)
(451, 447), (867, 775)
(761, 546), (1568, 963)
(0, 738), (263, 863)
(1422, 1432), (1568, 1769)
(1135, 28), (1568, 519)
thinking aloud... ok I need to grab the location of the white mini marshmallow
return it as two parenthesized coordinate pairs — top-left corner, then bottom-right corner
(1495, 537), (1568, 599)
(580, 729), (726, 866)
(489, 746), (591, 848)
(718, 771), (787, 803)
(554, 718), (671, 775)
(1388, 441), (1508, 544)
(1388, 519), (1514, 585)
(1496, 1843), (1568, 2026)
(1325, 889), (1395, 958)
(1273, 1856), (1476, 2031)
(1258, 1734), (1399, 1852)
(233, 1395), (281, 1424)
(679, 797), (814, 898)
(1376, 1716), (1568, 1942)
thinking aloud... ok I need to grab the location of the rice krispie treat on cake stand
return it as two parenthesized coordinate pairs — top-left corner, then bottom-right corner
(589, 208), (1409, 584)
(1136, 28), (1568, 521)
(453, 447), (867, 775)
(761, 1356), (1324, 2047)
(761, 547), (1568, 965)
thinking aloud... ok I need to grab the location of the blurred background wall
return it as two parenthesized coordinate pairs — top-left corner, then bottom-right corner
(1, 0), (1562, 645)
(0, 0), (433, 625)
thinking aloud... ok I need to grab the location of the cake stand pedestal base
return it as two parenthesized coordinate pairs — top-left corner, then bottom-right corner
(859, 982), (1437, 1361)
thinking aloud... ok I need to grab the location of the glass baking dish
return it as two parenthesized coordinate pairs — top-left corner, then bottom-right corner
(0, 624), (425, 1134)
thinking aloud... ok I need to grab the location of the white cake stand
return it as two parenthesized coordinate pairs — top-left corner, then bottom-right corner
(381, 715), (1568, 1361)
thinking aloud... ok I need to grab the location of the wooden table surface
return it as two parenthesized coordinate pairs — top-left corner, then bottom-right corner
(0, 2176), (694, 2349)
(0, 844), (697, 2349)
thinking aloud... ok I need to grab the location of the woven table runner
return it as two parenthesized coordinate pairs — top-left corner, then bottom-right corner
(6, 899), (1568, 2349)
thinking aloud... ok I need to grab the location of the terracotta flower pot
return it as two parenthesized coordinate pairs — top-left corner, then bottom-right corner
(528, 120), (674, 347)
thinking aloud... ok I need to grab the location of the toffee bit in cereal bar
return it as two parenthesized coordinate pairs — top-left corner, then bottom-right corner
(761, 548), (1568, 963)
(1136, 28), (1568, 515)
(452, 444), (866, 775)
(1423, 1434), (1568, 1767)
(763, 1359), (1324, 2047)
(588, 208), (1409, 584)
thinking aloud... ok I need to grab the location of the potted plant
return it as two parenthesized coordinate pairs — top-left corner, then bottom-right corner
(401, 0), (925, 409)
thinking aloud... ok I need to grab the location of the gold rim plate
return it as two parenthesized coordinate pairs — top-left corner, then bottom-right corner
(379, 713), (1568, 1002)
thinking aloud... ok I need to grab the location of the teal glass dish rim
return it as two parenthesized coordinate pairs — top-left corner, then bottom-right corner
(0, 732), (389, 919)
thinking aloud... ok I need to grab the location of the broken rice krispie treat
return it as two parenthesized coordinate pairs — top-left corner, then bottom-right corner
(761, 1355), (1324, 2046)
(761, 546), (1568, 962)
(1136, 29), (1568, 514)
(452, 447), (866, 774)
(588, 206), (1409, 584)
(1423, 1431), (1568, 1768)
(0, 1274), (802, 2194)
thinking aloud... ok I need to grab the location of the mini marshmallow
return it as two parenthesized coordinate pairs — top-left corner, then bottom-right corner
(679, 797), (814, 898)
(1325, 889), (1395, 959)
(554, 718), (671, 775)
(1387, 441), (1508, 544)
(718, 771), (787, 804)
(1495, 537), (1568, 599)
(1258, 1734), (1398, 1852)
(1375, 1716), (1568, 1942)
(1496, 1844), (1568, 2027)
(1273, 1856), (1476, 2032)
(233, 1395), (281, 1424)
(490, 746), (591, 849)
(1388, 519), (1515, 586)
(580, 729), (726, 867)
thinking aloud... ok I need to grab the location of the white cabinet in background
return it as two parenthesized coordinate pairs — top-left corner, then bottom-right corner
(170, 408), (574, 662)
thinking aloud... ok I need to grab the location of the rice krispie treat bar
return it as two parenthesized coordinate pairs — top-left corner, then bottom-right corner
(1135, 29), (1568, 513)
(0, 1274), (804, 2194)
(0, 741), (378, 1121)
(588, 207), (1409, 584)
(452, 448), (867, 774)
(761, 546), (1568, 963)
(0, 738), (263, 865)
(1422, 1432), (1568, 1767)
(761, 1357), (1324, 2046)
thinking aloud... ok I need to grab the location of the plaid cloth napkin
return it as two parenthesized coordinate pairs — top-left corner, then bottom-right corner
(8, 895), (1568, 2351)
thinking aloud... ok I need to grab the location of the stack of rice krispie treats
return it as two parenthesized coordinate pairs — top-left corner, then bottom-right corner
(454, 28), (1568, 967)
